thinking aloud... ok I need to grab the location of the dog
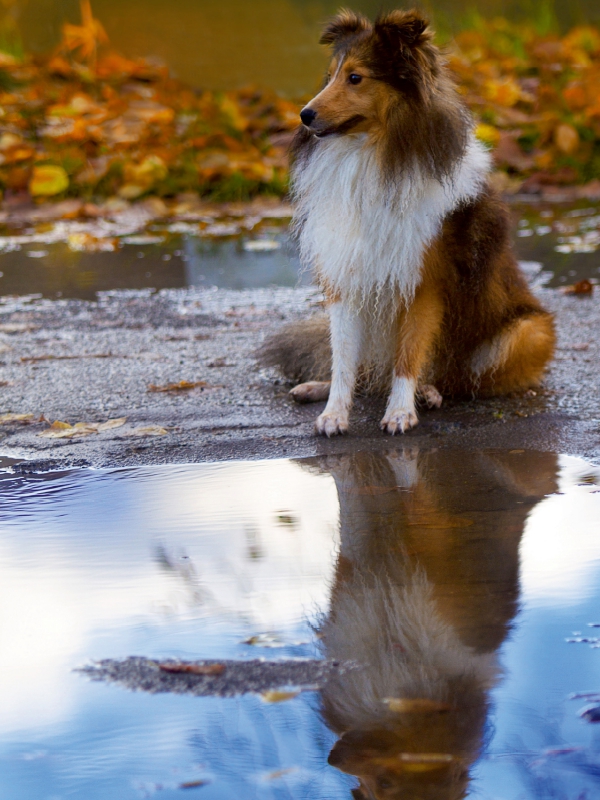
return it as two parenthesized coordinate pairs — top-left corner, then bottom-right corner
(260, 8), (555, 436)
(311, 448), (559, 799)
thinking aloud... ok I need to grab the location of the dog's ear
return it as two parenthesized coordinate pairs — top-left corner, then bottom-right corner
(320, 9), (371, 46)
(374, 9), (432, 52)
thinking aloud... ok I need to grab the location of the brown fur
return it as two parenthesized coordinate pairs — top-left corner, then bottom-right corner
(263, 8), (555, 426)
(307, 449), (559, 799)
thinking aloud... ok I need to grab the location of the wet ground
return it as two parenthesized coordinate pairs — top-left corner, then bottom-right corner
(1, 199), (600, 799)
(0, 198), (598, 468)
(2, 449), (600, 799)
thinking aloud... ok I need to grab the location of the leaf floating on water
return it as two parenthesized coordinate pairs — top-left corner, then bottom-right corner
(384, 697), (451, 713)
(159, 662), (225, 676)
(148, 381), (209, 393)
(579, 704), (600, 722)
(67, 232), (119, 252)
(563, 279), (594, 295)
(261, 690), (301, 703)
(264, 767), (297, 781)
(244, 633), (287, 648)
(0, 413), (36, 425)
(179, 779), (210, 789)
(242, 239), (280, 252)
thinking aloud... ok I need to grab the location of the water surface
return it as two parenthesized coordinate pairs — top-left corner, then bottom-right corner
(1, 449), (600, 799)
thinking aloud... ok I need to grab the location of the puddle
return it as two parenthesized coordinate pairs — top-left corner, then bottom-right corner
(0, 212), (304, 300)
(1, 449), (600, 798)
(0, 201), (599, 300)
(511, 201), (600, 288)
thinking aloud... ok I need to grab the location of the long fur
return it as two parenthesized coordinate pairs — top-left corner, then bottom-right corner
(261, 8), (555, 431)
(293, 132), (491, 308)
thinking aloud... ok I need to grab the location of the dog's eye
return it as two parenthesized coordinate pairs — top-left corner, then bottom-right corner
(348, 73), (363, 85)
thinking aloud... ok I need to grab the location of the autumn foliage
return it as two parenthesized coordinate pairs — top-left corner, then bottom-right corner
(1, 4), (600, 203)
(0, 2), (297, 203)
(450, 17), (600, 193)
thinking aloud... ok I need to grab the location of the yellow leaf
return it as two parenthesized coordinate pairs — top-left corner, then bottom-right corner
(29, 165), (69, 197)
(554, 123), (580, 154)
(475, 123), (500, 148)
(128, 426), (168, 437)
(97, 417), (127, 431)
(148, 381), (208, 393)
(261, 690), (300, 703)
(483, 77), (522, 107)
(0, 413), (35, 425)
(39, 420), (99, 438)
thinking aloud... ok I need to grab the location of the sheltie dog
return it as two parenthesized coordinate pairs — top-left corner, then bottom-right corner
(260, 8), (555, 436)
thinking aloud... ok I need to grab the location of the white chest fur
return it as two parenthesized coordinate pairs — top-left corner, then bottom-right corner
(292, 133), (491, 305)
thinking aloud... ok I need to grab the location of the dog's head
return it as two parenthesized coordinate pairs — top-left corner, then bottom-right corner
(328, 727), (468, 800)
(299, 9), (439, 140)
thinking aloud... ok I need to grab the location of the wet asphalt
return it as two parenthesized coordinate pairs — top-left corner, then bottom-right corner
(0, 281), (597, 471)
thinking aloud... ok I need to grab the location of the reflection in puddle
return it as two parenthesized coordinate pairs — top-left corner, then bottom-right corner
(1, 451), (600, 798)
(0, 201), (599, 298)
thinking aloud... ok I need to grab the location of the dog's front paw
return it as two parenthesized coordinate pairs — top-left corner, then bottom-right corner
(380, 409), (418, 435)
(417, 384), (443, 409)
(315, 410), (349, 437)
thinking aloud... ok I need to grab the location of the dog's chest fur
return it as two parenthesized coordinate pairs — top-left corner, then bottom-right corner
(293, 133), (491, 304)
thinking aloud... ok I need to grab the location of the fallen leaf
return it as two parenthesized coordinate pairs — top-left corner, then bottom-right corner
(29, 165), (70, 197)
(0, 413), (35, 425)
(0, 324), (38, 334)
(384, 698), (452, 713)
(179, 780), (210, 789)
(264, 768), (297, 781)
(555, 123), (580, 154)
(261, 690), (301, 703)
(97, 417), (127, 431)
(244, 633), (287, 648)
(67, 232), (119, 252)
(128, 425), (168, 437)
(563, 279), (594, 295)
(579, 704), (600, 723)
(21, 353), (123, 362)
(159, 662), (225, 676)
(38, 420), (99, 438)
(148, 381), (209, 392)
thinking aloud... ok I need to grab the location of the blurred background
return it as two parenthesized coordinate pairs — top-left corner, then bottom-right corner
(3, 0), (600, 94)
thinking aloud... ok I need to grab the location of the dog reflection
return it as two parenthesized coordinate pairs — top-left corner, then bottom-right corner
(314, 449), (558, 800)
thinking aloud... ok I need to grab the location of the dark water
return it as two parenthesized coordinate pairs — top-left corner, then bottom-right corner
(1, 449), (600, 799)
(10, 0), (600, 94)
(0, 228), (304, 300)
(0, 201), (598, 299)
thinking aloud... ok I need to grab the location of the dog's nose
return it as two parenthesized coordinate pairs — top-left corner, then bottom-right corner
(300, 108), (317, 127)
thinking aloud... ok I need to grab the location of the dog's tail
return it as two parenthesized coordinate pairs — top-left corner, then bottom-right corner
(258, 316), (332, 383)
